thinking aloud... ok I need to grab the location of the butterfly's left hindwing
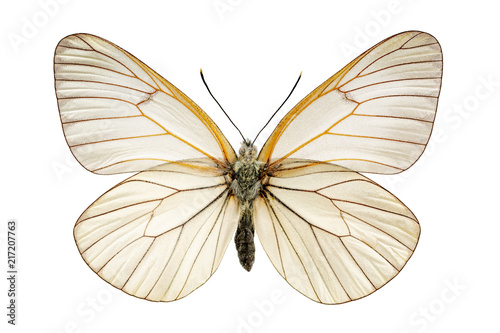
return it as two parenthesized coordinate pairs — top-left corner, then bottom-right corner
(74, 160), (239, 301)
(255, 160), (419, 304)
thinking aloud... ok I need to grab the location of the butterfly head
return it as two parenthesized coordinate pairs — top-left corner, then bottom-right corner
(238, 138), (258, 164)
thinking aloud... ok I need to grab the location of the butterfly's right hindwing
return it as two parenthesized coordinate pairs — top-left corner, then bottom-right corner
(255, 160), (419, 304)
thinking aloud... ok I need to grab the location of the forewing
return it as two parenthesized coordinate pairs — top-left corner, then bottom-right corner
(54, 34), (236, 174)
(255, 160), (419, 304)
(259, 31), (442, 174)
(73, 160), (239, 301)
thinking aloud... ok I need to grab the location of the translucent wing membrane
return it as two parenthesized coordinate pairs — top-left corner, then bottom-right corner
(54, 34), (236, 174)
(74, 160), (239, 301)
(259, 31), (442, 174)
(255, 160), (419, 304)
(58, 31), (439, 304)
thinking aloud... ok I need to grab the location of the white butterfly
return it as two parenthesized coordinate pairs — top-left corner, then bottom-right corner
(54, 31), (442, 304)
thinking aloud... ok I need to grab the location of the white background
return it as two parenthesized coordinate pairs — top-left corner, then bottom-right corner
(1, 0), (498, 332)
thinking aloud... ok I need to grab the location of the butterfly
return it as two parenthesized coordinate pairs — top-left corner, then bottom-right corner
(54, 31), (442, 304)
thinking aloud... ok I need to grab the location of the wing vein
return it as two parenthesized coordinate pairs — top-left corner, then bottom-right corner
(338, 237), (376, 289)
(62, 115), (143, 124)
(70, 133), (170, 148)
(75, 35), (160, 91)
(146, 225), (184, 299)
(326, 132), (426, 145)
(158, 189), (229, 300)
(175, 192), (231, 299)
(338, 77), (442, 94)
(263, 194), (321, 300)
(56, 78), (155, 95)
(341, 211), (413, 251)
(121, 239), (156, 293)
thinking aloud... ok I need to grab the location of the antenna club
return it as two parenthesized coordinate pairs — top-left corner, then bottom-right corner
(251, 72), (302, 145)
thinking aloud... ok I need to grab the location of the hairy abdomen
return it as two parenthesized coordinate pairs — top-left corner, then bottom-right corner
(235, 207), (255, 271)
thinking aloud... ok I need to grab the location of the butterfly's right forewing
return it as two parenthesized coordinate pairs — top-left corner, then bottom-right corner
(258, 31), (442, 174)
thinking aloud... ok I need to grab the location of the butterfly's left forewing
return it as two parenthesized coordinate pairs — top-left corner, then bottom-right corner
(255, 160), (419, 304)
(54, 34), (236, 175)
(74, 160), (239, 301)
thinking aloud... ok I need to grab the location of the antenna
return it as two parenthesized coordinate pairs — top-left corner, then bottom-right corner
(252, 72), (302, 145)
(200, 69), (245, 141)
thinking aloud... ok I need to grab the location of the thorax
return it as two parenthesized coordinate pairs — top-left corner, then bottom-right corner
(231, 140), (263, 204)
